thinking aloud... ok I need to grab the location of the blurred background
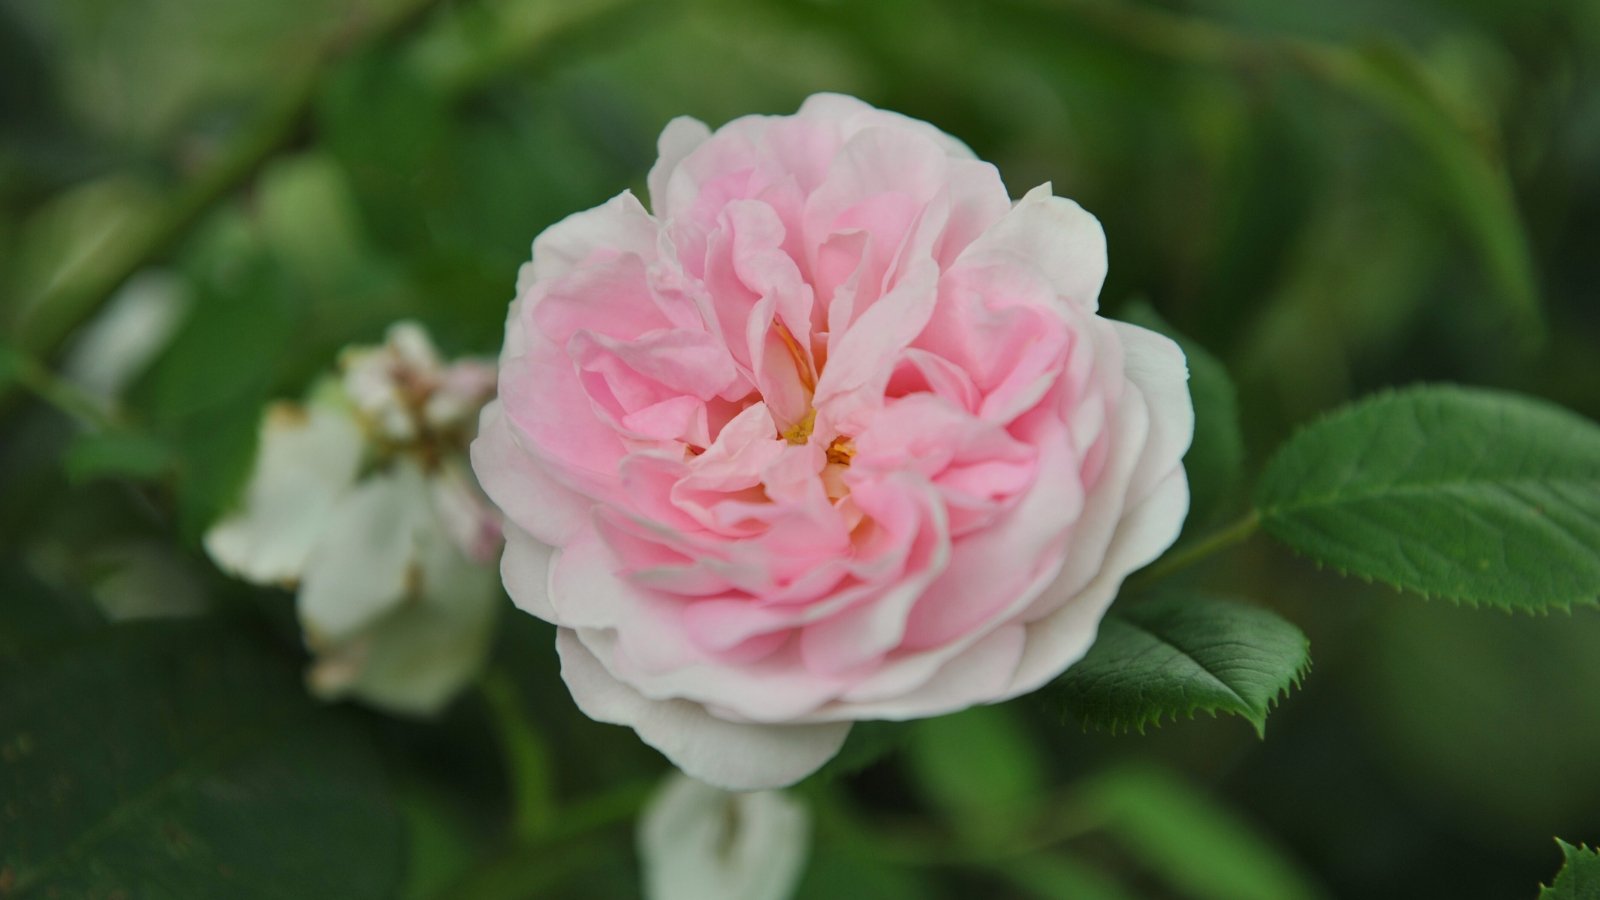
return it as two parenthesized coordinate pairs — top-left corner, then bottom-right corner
(2, 0), (1598, 897)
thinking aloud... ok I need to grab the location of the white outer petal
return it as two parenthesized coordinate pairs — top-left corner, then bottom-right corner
(997, 320), (1192, 698)
(557, 629), (850, 791)
(648, 116), (713, 217)
(204, 398), (364, 585)
(1113, 320), (1194, 502)
(307, 554), (499, 716)
(500, 522), (558, 621)
(638, 774), (810, 900)
(954, 183), (1107, 311)
(298, 461), (432, 642)
(307, 467), (503, 716)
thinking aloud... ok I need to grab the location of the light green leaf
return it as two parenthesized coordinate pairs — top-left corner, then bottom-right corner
(1052, 594), (1309, 736)
(1080, 765), (1327, 900)
(1541, 839), (1600, 900)
(1256, 385), (1600, 610)
(906, 704), (1047, 841)
(63, 430), (174, 484)
(1002, 854), (1141, 900)
(0, 577), (404, 899)
(1121, 300), (1245, 525)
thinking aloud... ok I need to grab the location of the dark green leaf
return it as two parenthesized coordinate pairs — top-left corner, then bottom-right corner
(1078, 765), (1327, 900)
(0, 584), (403, 899)
(1053, 594), (1309, 736)
(1541, 840), (1600, 900)
(794, 846), (930, 900)
(1120, 301), (1245, 526)
(812, 720), (909, 782)
(1256, 385), (1600, 610)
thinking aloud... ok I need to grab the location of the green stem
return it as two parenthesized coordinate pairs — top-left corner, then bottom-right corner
(1128, 509), (1261, 589)
(430, 780), (654, 900)
(808, 781), (1105, 869)
(0, 344), (119, 432)
(479, 669), (557, 843)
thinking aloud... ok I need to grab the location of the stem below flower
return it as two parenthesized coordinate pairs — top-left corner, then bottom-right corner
(0, 344), (120, 433)
(429, 780), (654, 900)
(479, 669), (557, 843)
(1127, 509), (1261, 590)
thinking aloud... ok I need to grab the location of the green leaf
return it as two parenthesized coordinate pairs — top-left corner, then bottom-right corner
(1052, 594), (1309, 737)
(1001, 854), (1141, 900)
(63, 430), (174, 484)
(1120, 301), (1245, 526)
(0, 345), (22, 388)
(906, 704), (1047, 841)
(130, 248), (303, 538)
(1079, 765), (1327, 900)
(795, 846), (931, 900)
(0, 580), (403, 899)
(1541, 839), (1600, 900)
(1327, 40), (1543, 342)
(1256, 385), (1600, 610)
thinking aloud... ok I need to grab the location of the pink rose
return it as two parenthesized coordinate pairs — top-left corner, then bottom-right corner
(473, 94), (1192, 789)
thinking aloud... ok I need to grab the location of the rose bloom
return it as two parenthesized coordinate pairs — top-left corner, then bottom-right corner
(473, 94), (1192, 789)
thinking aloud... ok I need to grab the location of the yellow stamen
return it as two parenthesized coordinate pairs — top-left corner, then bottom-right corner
(781, 408), (817, 445)
(825, 435), (855, 465)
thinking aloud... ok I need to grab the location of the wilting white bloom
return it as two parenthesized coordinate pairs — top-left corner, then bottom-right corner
(205, 322), (501, 715)
(637, 774), (810, 900)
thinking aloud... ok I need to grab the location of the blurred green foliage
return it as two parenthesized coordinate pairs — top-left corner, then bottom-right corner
(2, 0), (1598, 897)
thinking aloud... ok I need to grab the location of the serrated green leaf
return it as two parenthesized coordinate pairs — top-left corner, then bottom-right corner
(0, 577), (404, 899)
(1052, 594), (1309, 736)
(1256, 385), (1600, 611)
(1542, 839), (1600, 900)
(1079, 765), (1327, 900)
(1120, 301), (1245, 526)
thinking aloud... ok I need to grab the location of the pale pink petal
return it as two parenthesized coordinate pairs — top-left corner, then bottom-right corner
(470, 401), (592, 545)
(1001, 466), (1191, 699)
(530, 191), (657, 285)
(474, 94), (1196, 781)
